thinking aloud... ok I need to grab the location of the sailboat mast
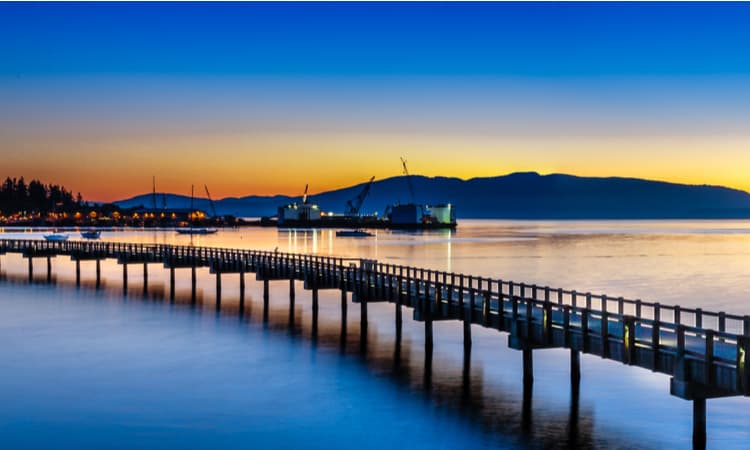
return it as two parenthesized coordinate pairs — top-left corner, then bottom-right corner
(190, 185), (194, 230)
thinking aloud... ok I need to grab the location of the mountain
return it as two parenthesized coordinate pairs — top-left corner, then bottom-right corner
(113, 173), (750, 219)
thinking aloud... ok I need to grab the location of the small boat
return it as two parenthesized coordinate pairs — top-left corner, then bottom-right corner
(80, 230), (101, 239)
(176, 227), (218, 235)
(336, 229), (374, 238)
(43, 233), (69, 242)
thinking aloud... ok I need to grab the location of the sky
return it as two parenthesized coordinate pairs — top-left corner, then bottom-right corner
(1, 2), (750, 202)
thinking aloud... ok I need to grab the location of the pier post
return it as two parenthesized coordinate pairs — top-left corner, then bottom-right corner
(143, 263), (148, 294)
(169, 267), (175, 301)
(123, 261), (128, 294)
(423, 334), (433, 392)
(75, 259), (81, 286)
(215, 270), (222, 311)
(360, 289), (368, 332)
(424, 292), (434, 352)
(289, 279), (295, 327)
(239, 267), (246, 310)
(464, 319), (472, 351)
(571, 349), (581, 388)
(263, 278), (269, 322)
(693, 398), (707, 450)
(522, 366), (533, 435)
(340, 289), (348, 353)
(312, 283), (319, 345)
(95, 259), (101, 288)
(341, 286), (348, 324)
(462, 339), (471, 403)
(568, 357), (581, 447)
(191, 266), (197, 304)
(523, 347), (534, 386)
(27, 257), (32, 282)
(46, 256), (52, 282)
(312, 283), (319, 327)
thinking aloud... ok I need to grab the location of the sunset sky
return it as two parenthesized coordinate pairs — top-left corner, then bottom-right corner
(1, 2), (750, 202)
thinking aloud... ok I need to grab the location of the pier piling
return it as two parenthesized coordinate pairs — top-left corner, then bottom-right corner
(263, 278), (269, 322)
(191, 266), (197, 304)
(143, 263), (148, 294)
(122, 261), (128, 294)
(169, 267), (175, 301)
(523, 348), (534, 386)
(571, 349), (581, 389)
(693, 399), (707, 450)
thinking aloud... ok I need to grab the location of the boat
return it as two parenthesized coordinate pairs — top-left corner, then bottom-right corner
(336, 229), (374, 237)
(176, 184), (219, 236)
(176, 227), (218, 235)
(43, 233), (69, 241)
(80, 230), (101, 239)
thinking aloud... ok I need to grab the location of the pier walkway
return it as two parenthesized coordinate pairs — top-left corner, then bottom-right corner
(2, 238), (749, 447)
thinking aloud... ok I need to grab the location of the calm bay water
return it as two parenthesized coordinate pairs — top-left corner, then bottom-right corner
(2, 220), (750, 449)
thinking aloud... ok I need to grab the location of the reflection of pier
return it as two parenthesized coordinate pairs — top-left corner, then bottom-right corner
(2, 239), (749, 448)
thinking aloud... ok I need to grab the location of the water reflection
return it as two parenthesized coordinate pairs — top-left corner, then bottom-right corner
(4, 220), (750, 447)
(0, 262), (613, 449)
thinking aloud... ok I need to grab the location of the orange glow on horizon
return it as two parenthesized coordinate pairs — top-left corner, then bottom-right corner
(3, 132), (750, 202)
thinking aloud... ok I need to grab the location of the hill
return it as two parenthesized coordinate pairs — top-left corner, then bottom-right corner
(114, 173), (750, 219)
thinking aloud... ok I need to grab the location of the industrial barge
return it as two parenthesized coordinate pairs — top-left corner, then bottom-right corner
(264, 159), (457, 230)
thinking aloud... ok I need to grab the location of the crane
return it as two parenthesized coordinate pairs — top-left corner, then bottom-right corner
(400, 157), (417, 204)
(345, 176), (375, 216)
(302, 184), (309, 204)
(152, 176), (158, 211)
(204, 185), (218, 218)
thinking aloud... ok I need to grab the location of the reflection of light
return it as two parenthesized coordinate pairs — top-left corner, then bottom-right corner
(447, 232), (452, 273)
(327, 229), (333, 254)
(312, 229), (318, 254)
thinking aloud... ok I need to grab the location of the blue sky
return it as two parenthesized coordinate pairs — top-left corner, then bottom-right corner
(1, 2), (750, 200)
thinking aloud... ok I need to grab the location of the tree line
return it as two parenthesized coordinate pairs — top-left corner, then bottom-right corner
(0, 177), (84, 214)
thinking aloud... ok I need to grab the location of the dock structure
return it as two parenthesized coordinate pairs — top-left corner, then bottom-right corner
(2, 238), (749, 447)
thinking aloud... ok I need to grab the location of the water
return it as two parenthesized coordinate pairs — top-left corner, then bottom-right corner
(2, 220), (750, 449)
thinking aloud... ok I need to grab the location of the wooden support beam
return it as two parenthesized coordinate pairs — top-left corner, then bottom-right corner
(215, 270), (222, 311)
(169, 267), (175, 301)
(191, 266), (197, 304)
(263, 278), (269, 322)
(523, 347), (534, 385)
(123, 261), (128, 294)
(143, 263), (148, 294)
(693, 398), (706, 450)
(571, 349), (581, 387)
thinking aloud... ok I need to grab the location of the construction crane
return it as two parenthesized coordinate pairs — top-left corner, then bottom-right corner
(302, 184), (309, 204)
(345, 176), (375, 216)
(400, 157), (417, 204)
(152, 176), (158, 211)
(204, 185), (218, 218)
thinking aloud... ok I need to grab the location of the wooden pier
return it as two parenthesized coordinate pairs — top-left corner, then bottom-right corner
(2, 238), (749, 448)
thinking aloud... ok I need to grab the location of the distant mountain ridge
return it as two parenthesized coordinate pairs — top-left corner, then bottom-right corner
(113, 172), (750, 219)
